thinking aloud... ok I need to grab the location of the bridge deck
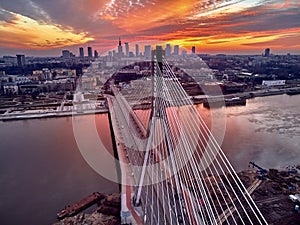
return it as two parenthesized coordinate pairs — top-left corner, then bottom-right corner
(107, 96), (143, 225)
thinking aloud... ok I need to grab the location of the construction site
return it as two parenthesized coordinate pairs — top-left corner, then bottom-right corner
(236, 163), (300, 225)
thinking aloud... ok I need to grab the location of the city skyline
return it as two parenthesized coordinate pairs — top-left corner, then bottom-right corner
(0, 0), (300, 56)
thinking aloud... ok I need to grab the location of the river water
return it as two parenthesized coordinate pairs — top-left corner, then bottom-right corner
(0, 94), (299, 225)
(219, 94), (300, 171)
(0, 114), (119, 225)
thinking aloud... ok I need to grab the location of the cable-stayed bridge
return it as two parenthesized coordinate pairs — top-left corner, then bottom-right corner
(107, 46), (268, 225)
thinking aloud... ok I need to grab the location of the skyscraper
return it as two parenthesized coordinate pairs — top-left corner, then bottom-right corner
(79, 47), (84, 58)
(144, 45), (151, 59)
(174, 45), (179, 55)
(125, 42), (129, 57)
(88, 47), (93, 58)
(135, 44), (139, 57)
(94, 50), (99, 58)
(16, 54), (26, 67)
(165, 44), (172, 56)
(62, 50), (70, 59)
(108, 51), (112, 57)
(118, 37), (123, 58)
(264, 48), (270, 57)
(192, 46), (196, 54)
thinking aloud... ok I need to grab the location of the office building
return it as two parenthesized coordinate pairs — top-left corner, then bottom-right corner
(264, 48), (270, 57)
(174, 45), (179, 55)
(125, 42), (129, 57)
(16, 54), (26, 67)
(79, 47), (84, 58)
(192, 46), (196, 54)
(94, 50), (99, 58)
(88, 47), (93, 58)
(144, 45), (151, 60)
(62, 50), (70, 59)
(118, 37), (123, 58)
(165, 44), (172, 56)
(135, 44), (139, 57)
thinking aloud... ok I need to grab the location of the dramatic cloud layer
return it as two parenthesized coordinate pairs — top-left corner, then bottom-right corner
(0, 0), (299, 56)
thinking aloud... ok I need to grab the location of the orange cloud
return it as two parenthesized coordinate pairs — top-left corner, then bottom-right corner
(117, 0), (300, 54)
(1, 0), (299, 55)
(98, 0), (197, 32)
(0, 10), (93, 50)
(143, 25), (300, 54)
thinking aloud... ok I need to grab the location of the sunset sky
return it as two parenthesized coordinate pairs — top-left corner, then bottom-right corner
(0, 0), (299, 56)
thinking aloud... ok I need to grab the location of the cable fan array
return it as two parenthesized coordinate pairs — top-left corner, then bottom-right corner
(111, 56), (268, 225)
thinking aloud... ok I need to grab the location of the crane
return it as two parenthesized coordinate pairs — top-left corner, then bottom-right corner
(249, 161), (268, 180)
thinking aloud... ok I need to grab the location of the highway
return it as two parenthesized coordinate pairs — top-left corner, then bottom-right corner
(107, 96), (143, 225)
(109, 88), (197, 225)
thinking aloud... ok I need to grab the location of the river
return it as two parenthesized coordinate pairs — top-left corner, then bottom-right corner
(206, 94), (300, 171)
(0, 94), (299, 225)
(0, 114), (119, 225)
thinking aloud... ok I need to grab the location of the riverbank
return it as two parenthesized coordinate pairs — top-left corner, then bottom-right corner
(0, 108), (108, 121)
(191, 86), (300, 104)
(1, 86), (299, 121)
(53, 193), (121, 225)
(232, 166), (300, 225)
(52, 166), (300, 225)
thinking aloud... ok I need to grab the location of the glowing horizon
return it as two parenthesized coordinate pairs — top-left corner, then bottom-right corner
(0, 0), (300, 56)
